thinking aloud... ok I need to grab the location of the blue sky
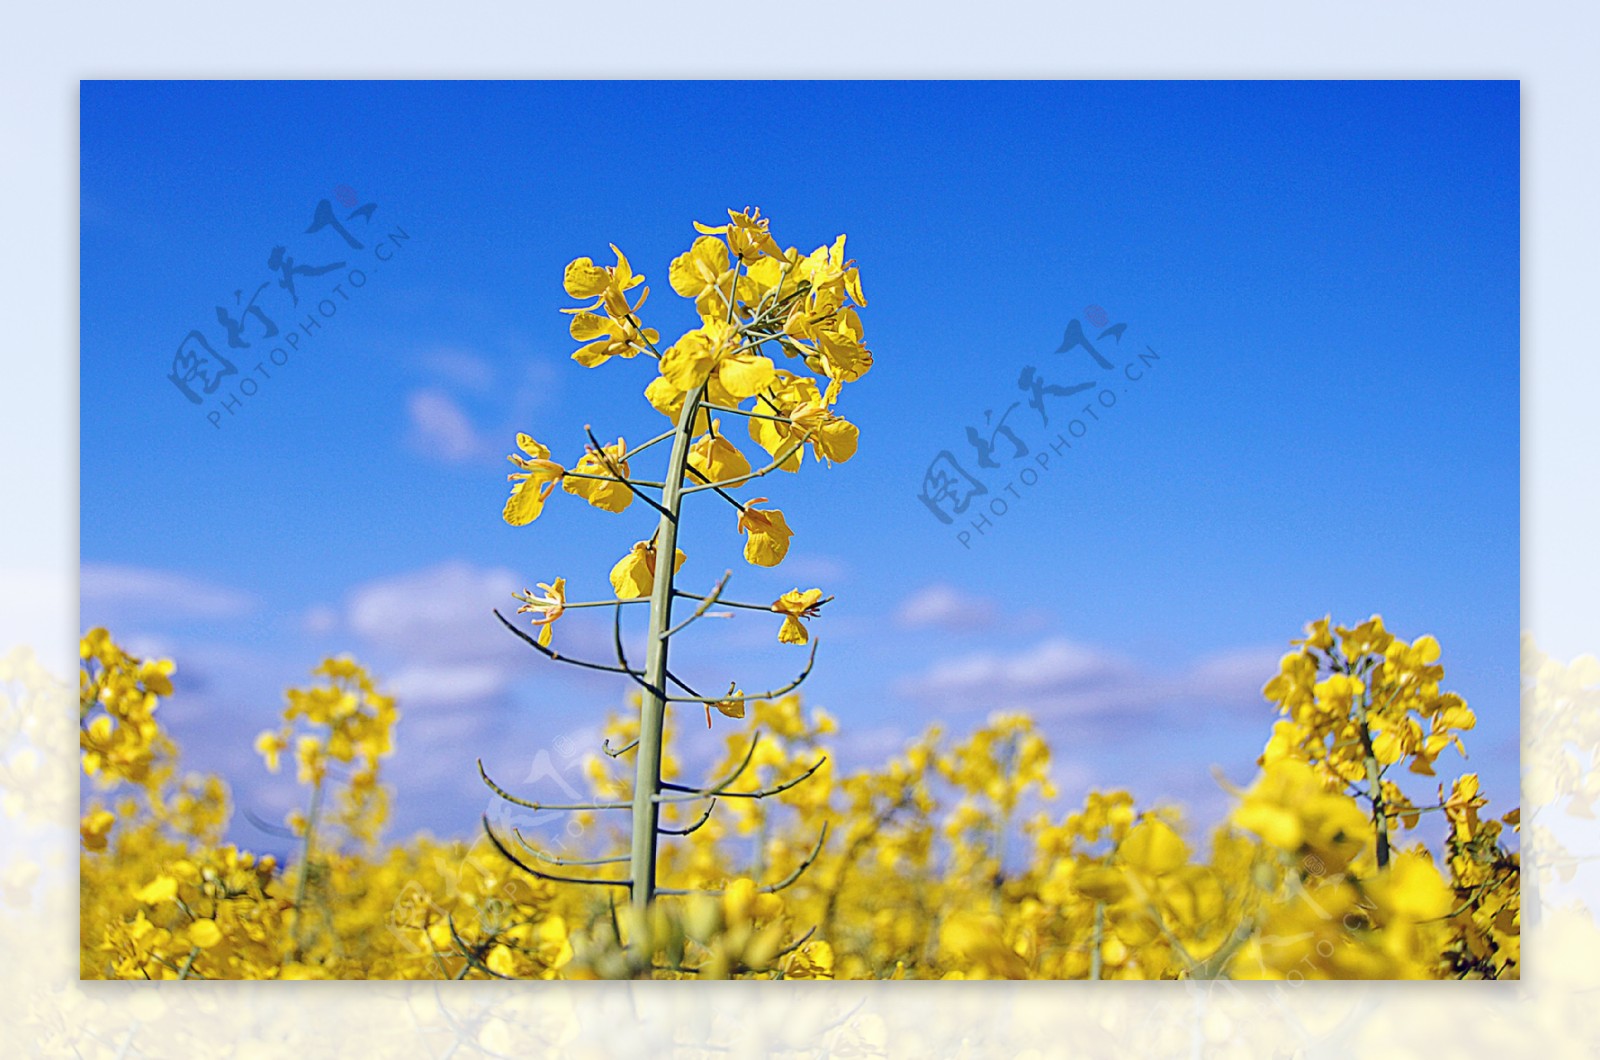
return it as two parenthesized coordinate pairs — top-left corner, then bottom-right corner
(80, 80), (1519, 849)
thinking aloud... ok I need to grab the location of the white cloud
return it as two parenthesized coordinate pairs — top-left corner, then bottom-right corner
(302, 604), (339, 635)
(897, 636), (1135, 716)
(347, 560), (523, 664)
(406, 388), (494, 464)
(895, 635), (1277, 721)
(1184, 647), (1285, 703)
(777, 553), (850, 583)
(896, 584), (999, 631)
(831, 724), (917, 768)
(417, 347), (495, 391)
(80, 563), (256, 619)
(339, 560), (627, 712)
(388, 662), (510, 707)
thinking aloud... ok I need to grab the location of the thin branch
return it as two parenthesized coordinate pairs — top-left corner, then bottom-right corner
(663, 755), (828, 801)
(623, 310), (664, 358)
(482, 815), (631, 887)
(658, 799), (719, 836)
(681, 430), (814, 494)
(512, 830), (630, 866)
(559, 598), (651, 610)
(479, 757), (728, 811)
(676, 591), (834, 614)
(660, 731), (763, 795)
(496, 608), (645, 678)
(772, 924), (819, 961)
(477, 759), (631, 811)
(701, 402), (794, 424)
(613, 598), (642, 686)
(446, 912), (513, 980)
(664, 640), (819, 704)
(501, 604), (706, 705)
(656, 823), (830, 896)
(621, 429), (676, 462)
(751, 262), (794, 319)
(176, 946), (202, 981)
(242, 808), (299, 840)
(562, 468), (667, 490)
(609, 600), (710, 701)
(683, 461), (749, 513)
(665, 668), (708, 699)
(603, 737), (640, 758)
(584, 425), (670, 516)
(723, 259), (743, 324)
(661, 570), (735, 639)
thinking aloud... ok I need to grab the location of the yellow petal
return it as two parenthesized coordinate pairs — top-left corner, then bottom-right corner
(812, 417), (859, 463)
(569, 312), (610, 341)
(668, 236), (730, 298)
(1119, 818), (1188, 876)
(645, 375), (686, 420)
(563, 257), (609, 299)
(503, 478), (550, 526)
(845, 267), (867, 307)
(563, 447), (634, 513)
(1371, 729), (1404, 766)
(717, 352), (776, 399)
(572, 340), (613, 368)
(748, 416), (803, 472)
(487, 944), (518, 978)
(659, 335), (717, 392)
(739, 507), (793, 567)
(688, 428), (753, 485)
(1072, 865), (1128, 903)
(188, 920), (224, 948)
(135, 875), (178, 905)
(609, 244), (640, 289)
(610, 545), (654, 600)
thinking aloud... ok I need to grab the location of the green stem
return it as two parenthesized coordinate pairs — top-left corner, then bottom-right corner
(1353, 684), (1391, 869)
(291, 773), (324, 960)
(628, 382), (706, 913)
(751, 766), (769, 879)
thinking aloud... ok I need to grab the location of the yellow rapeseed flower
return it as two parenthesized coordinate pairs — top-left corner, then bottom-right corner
(736, 499), (793, 567)
(562, 437), (633, 512)
(610, 542), (686, 600)
(514, 578), (568, 648)
(770, 588), (824, 645)
(502, 434), (566, 526)
(686, 421), (752, 487)
(693, 207), (785, 264)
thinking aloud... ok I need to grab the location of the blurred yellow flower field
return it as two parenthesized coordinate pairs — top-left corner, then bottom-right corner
(78, 616), (1519, 981)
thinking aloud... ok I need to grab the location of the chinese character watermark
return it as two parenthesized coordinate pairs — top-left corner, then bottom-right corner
(917, 305), (1165, 547)
(165, 188), (415, 429)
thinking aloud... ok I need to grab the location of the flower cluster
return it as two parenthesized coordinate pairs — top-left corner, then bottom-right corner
(79, 627), (177, 793)
(255, 656), (399, 849)
(500, 208), (870, 649)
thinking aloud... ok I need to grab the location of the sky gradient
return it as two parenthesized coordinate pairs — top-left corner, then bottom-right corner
(80, 80), (1520, 850)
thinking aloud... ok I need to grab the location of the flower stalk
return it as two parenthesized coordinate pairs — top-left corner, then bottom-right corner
(628, 381), (708, 911)
(483, 210), (872, 954)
